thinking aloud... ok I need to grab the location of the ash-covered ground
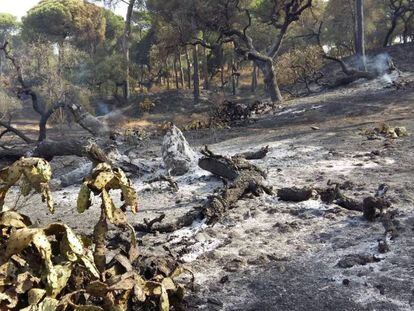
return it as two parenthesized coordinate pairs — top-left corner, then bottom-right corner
(3, 69), (414, 310)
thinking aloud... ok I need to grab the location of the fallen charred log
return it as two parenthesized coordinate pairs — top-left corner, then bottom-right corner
(0, 139), (110, 164)
(197, 146), (272, 224)
(277, 187), (316, 202)
(136, 145), (272, 233)
(234, 145), (270, 160)
(277, 184), (362, 211)
(318, 185), (362, 211)
(135, 209), (201, 233)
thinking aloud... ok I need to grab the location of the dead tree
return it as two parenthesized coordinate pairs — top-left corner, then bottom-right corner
(1, 42), (55, 142)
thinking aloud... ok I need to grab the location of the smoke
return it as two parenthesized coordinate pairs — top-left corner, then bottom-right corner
(371, 53), (392, 75)
(382, 73), (393, 84)
(95, 102), (110, 116)
(354, 53), (393, 76)
(354, 53), (398, 85)
(370, 53), (398, 85)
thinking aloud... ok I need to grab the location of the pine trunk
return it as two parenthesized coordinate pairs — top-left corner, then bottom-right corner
(355, 0), (367, 71)
(185, 47), (191, 89)
(192, 44), (200, 103)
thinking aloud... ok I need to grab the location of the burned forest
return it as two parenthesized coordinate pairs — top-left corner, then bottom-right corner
(1, 0), (414, 310)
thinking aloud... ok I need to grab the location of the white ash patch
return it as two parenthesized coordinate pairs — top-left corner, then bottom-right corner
(276, 104), (323, 117)
(319, 158), (380, 174)
(181, 239), (222, 263)
(168, 218), (207, 244)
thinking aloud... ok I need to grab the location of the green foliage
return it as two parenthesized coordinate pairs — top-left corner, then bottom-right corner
(322, 0), (389, 55)
(102, 8), (124, 42)
(132, 28), (155, 66)
(2, 0), (413, 106)
(22, 0), (106, 51)
(0, 13), (19, 37)
(0, 13), (18, 29)
(22, 0), (73, 41)
(70, 1), (106, 52)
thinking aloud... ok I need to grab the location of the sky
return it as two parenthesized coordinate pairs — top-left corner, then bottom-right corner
(0, 0), (127, 20)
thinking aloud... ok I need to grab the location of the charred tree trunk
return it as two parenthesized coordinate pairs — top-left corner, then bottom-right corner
(136, 146), (273, 232)
(165, 61), (171, 90)
(177, 50), (185, 88)
(251, 62), (258, 93)
(384, 17), (398, 47)
(257, 59), (283, 104)
(0, 121), (34, 143)
(66, 103), (109, 137)
(202, 44), (209, 90)
(355, 0), (367, 71)
(0, 139), (109, 164)
(231, 58), (237, 96)
(38, 102), (65, 141)
(57, 41), (64, 79)
(192, 44), (200, 103)
(173, 55), (179, 89)
(122, 0), (136, 101)
(382, 1), (406, 48)
(0, 49), (3, 77)
(185, 46), (191, 89)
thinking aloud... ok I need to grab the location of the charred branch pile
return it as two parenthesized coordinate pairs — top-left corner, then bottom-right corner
(210, 100), (252, 125)
(210, 100), (273, 127)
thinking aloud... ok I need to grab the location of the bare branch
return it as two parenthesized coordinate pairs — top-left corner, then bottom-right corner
(0, 120), (34, 143)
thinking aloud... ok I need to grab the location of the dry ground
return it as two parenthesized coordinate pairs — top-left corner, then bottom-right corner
(2, 45), (414, 311)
